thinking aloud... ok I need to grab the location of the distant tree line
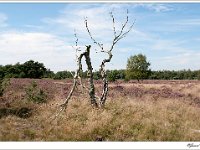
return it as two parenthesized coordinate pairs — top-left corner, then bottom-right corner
(0, 60), (52, 79)
(0, 59), (200, 81)
(107, 69), (200, 81)
(149, 70), (200, 80)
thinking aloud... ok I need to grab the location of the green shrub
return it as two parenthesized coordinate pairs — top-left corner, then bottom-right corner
(124, 76), (130, 82)
(25, 81), (47, 104)
(0, 78), (10, 97)
(107, 72), (116, 82)
(126, 54), (151, 81)
(0, 78), (3, 97)
(1, 78), (10, 89)
(197, 73), (200, 80)
(23, 129), (35, 140)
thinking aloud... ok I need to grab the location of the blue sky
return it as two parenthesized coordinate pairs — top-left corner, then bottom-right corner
(0, 3), (200, 72)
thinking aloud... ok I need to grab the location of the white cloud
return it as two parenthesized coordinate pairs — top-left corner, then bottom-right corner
(151, 39), (189, 53)
(38, 4), (200, 71)
(23, 24), (43, 30)
(132, 4), (173, 12)
(152, 52), (200, 70)
(1, 4), (199, 72)
(0, 13), (8, 27)
(147, 18), (200, 33)
(0, 31), (121, 72)
(43, 4), (135, 44)
(170, 19), (200, 26)
(43, 5), (111, 30)
(0, 31), (76, 72)
(144, 4), (172, 12)
(41, 4), (137, 71)
(0, 32), (68, 54)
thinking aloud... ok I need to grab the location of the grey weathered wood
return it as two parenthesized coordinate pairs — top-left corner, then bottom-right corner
(60, 10), (134, 110)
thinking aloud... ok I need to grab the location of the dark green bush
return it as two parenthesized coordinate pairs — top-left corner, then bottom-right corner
(25, 81), (47, 104)
(107, 72), (116, 82)
(0, 78), (10, 97)
(125, 54), (151, 81)
(0, 78), (3, 97)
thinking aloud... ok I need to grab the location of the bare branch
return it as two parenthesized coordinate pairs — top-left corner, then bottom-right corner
(111, 9), (135, 51)
(58, 9), (134, 111)
(110, 11), (117, 38)
(98, 9), (134, 107)
(83, 10), (134, 107)
(72, 30), (82, 52)
(60, 52), (85, 109)
(60, 78), (77, 109)
(74, 29), (78, 47)
(84, 18), (105, 53)
(114, 22), (135, 44)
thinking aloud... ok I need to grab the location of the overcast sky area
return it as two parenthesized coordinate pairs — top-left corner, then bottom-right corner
(0, 3), (200, 72)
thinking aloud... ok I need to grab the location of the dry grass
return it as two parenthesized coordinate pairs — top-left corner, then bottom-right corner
(0, 79), (200, 141)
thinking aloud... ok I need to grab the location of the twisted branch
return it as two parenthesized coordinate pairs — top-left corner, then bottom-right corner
(85, 9), (134, 107)
(58, 9), (134, 113)
(85, 18), (106, 53)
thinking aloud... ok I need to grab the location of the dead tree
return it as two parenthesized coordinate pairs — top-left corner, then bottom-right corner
(60, 10), (134, 110)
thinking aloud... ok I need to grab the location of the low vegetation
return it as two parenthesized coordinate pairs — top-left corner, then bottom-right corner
(1, 7), (199, 142)
(0, 79), (200, 141)
(0, 78), (10, 97)
(0, 78), (3, 97)
(1, 59), (200, 81)
(25, 81), (47, 104)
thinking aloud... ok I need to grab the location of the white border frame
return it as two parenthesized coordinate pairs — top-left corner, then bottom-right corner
(0, 1), (199, 3)
(0, 141), (200, 149)
(0, 1), (200, 150)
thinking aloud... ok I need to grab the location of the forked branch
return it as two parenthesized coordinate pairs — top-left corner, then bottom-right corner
(85, 9), (134, 107)
(59, 9), (134, 112)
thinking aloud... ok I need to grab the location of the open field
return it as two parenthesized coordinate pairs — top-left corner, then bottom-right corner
(1, 79), (200, 141)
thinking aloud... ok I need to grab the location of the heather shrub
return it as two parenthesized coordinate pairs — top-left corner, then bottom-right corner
(25, 81), (47, 104)
(197, 73), (200, 80)
(1, 78), (10, 89)
(0, 78), (10, 97)
(0, 78), (3, 97)
(107, 72), (116, 82)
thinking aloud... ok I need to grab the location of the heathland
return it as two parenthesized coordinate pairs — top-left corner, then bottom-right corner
(1, 78), (200, 141)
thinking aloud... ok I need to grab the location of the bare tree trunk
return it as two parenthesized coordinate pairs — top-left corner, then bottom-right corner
(61, 45), (98, 108)
(84, 45), (98, 107)
(99, 52), (113, 107)
(59, 10), (134, 111)
(84, 10), (134, 107)
(60, 53), (85, 109)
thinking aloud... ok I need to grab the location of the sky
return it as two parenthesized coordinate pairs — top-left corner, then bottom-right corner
(0, 3), (200, 72)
